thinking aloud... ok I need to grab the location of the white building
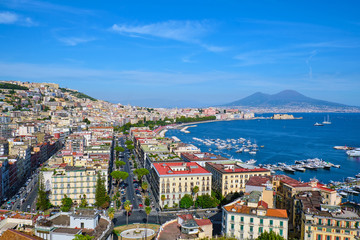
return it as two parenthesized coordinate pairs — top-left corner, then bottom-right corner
(222, 191), (289, 239)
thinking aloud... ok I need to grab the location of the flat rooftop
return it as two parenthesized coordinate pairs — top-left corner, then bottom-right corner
(153, 162), (211, 176)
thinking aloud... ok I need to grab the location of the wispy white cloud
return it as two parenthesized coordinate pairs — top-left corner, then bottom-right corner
(306, 50), (318, 79)
(296, 41), (360, 49)
(0, 11), (18, 24)
(111, 20), (227, 52)
(57, 37), (96, 46)
(234, 49), (309, 66)
(0, 11), (36, 26)
(1, 0), (95, 16)
(111, 20), (210, 42)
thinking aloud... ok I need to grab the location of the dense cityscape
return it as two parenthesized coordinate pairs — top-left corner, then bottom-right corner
(0, 80), (356, 240)
(2, 1), (360, 239)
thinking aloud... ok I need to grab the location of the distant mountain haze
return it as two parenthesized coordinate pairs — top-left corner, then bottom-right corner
(222, 90), (357, 109)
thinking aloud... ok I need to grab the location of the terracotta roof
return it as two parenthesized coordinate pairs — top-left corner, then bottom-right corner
(224, 201), (288, 219)
(195, 219), (212, 226)
(153, 162), (211, 176)
(266, 209), (288, 219)
(0, 229), (43, 240)
(178, 214), (193, 220)
(275, 175), (309, 188)
(246, 176), (272, 187)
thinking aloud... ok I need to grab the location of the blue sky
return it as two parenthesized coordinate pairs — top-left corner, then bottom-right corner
(1, 0), (360, 107)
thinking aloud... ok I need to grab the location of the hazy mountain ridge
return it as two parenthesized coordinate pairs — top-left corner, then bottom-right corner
(222, 90), (358, 110)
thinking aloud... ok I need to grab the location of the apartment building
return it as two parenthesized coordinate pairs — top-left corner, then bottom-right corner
(222, 192), (288, 239)
(205, 162), (271, 196)
(43, 165), (108, 206)
(295, 191), (360, 240)
(150, 162), (212, 208)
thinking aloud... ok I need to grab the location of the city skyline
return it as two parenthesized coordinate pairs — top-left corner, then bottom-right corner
(1, 0), (360, 107)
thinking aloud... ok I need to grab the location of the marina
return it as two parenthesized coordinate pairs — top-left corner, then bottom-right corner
(166, 113), (360, 184)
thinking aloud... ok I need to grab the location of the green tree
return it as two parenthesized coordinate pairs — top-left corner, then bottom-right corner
(127, 145), (134, 150)
(111, 171), (129, 190)
(125, 140), (133, 145)
(115, 160), (125, 169)
(180, 194), (193, 209)
(61, 194), (73, 212)
(73, 234), (94, 240)
(195, 194), (219, 208)
(141, 181), (148, 193)
(95, 172), (110, 208)
(36, 172), (51, 211)
(124, 200), (131, 225)
(79, 194), (88, 208)
(192, 186), (199, 199)
(133, 168), (149, 182)
(145, 206), (152, 235)
(256, 231), (285, 240)
(161, 194), (166, 207)
(108, 207), (115, 220)
(144, 197), (151, 206)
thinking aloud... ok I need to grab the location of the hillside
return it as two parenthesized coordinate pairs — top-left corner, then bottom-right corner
(222, 90), (357, 111)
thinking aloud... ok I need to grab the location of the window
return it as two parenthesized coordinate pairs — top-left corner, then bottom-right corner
(280, 221), (283, 227)
(250, 218), (253, 223)
(336, 237), (340, 240)
(279, 229), (283, 236)
(250, 226), (253, 232)
(270, 220), (273, 226)
(260, 219), (263, 225)
(337, 221), (340, 227)
(259, 227), (263, 233)
(231, 216), (234, 221)
(81, 222), (84, 228)
(326, 236), (330, 240)
(319, 219), (322, 225)
(241, 216), (244, 222)
(231, 224), (234, 229)
(327, 219), (331, 226)
(240, 225), (243, 231)
(317, 235), (321, 240)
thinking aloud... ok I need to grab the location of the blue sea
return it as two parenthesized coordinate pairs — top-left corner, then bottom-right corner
(166, 113), (360, 184)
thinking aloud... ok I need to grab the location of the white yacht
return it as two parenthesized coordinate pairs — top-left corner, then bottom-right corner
(346, 148), (360, 157)
(322, 115), (331, 125)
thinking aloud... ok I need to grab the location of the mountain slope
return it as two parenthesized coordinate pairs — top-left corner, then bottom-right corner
(223, 90), (353, 109)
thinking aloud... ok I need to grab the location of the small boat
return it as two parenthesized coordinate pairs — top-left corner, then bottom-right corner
(293, 166), (306, 172)
(333, 164), (340, 168)
(314, 122), (324, 126)
(346, 148), (360, 157)
(323, 164), (332, 170)
(249, 151), (257, 155)
(246, 159), (257, 165)
(304, 164), (317, 170)
(322, 115), (331, 125)
(355, 173), (360, 178)
(283, 166), (295, 173)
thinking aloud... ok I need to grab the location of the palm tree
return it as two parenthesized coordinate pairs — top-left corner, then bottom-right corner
(161, 195), (166, 208)
(145, 206), (152, 238)
(124, 200), (131, 226)
(142, 181), (148, 194)
(108, 207), (115, 220)
(192, 186), (199, 199)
